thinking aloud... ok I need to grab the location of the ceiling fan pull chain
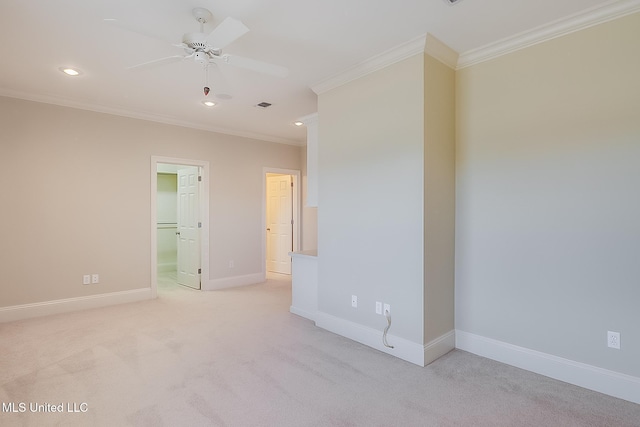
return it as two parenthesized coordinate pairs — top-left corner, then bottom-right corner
(203, 65), (210, 96)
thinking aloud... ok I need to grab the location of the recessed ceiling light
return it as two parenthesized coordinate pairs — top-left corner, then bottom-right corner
(59, 67), (81, 76)
(202, 100), (216, 107)
(293, 121), (304, 127)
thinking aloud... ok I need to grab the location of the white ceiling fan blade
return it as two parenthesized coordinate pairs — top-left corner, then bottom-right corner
(217, 54), (289, 78)
(127, 55), (188, 71)
(103, 18), (173, 45)
(207, 17), (249, 49)
(173, 42), (191, 50)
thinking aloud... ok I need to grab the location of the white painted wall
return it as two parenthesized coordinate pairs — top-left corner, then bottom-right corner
(455, 13), (640, 378)
(300, 145), (318, 251)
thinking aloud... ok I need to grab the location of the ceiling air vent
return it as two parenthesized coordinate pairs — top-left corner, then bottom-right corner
(256, 102), (272, 108)
(443, 0), (464, 5)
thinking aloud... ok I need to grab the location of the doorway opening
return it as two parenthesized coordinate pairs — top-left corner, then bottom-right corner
(151, 157), (209, 297)
(263, 168), (300, 276)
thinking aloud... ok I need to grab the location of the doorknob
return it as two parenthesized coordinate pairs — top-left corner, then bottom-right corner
(175, 231), (181, 236)
(266, 228), (271, 231)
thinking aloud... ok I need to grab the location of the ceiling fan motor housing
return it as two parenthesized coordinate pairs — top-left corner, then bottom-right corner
(183, 32), (208, 50)
(193, 51), (208, 64)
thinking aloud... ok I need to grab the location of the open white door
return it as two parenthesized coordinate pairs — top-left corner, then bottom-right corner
(177, 166), (201, 289)
(266, 174), (293, 274)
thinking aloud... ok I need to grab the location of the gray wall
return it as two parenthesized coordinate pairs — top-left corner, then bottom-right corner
(318, 54), (425, 344)
(455, 13), (640, 377)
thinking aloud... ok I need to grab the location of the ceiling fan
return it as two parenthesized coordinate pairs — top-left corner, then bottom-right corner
(105, 7), (288, 80)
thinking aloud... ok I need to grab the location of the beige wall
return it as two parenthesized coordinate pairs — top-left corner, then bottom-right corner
(455, 13), (640, 377)
(423, 53), (456, 344)
(0, 97), (301, 307)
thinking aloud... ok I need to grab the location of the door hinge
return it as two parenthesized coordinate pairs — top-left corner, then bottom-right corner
(291, 219), (294, 225)
(198, 176), (202, 182)
(198, 222), (202, 228)
(198, 268), (201, 274)
(291, 181), (293, 187)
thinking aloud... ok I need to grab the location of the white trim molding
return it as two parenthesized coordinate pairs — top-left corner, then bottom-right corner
(309, 1), (640, 87)
(311, 34), (427, 95)
(457, 0), (640, 68)
(424, 34), (459, 70)
(456, 330), (640, 405)
(151, 156), (210, 298)
(310, 32), (460, 94)
(203, 273), (265, 291)
(261, 167), (302, 278)
(0, 89), (303, 146)
(0, 289), (152, 323)
(315, 311), (428, 366)
(290, 306), (317, 322)
(424, 330), (456, 365)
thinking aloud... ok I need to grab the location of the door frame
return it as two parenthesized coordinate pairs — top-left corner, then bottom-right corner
(151, 156), (210, 298)
(262, 167), (300, 276)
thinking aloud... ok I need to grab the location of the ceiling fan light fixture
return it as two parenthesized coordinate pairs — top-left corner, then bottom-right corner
(59, 67), (81, 76)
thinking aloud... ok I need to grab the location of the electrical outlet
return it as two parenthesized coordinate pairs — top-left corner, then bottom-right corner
(376, 301), (382, 315)
(351, 295), (358, 308)
(91, 274), (99, 284)
(607, 331), (620, 349)
(83, 275), (91, 285)
(384, 303), (391, 315)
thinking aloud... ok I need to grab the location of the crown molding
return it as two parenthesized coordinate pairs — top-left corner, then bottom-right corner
(457, 0), (640, 69)
(0, 89), (304, 146)
(309, 0), (640, 85)
(311, 34), (427, 95)
(310, 33), (460, 95)
(425, 34), (459, 69)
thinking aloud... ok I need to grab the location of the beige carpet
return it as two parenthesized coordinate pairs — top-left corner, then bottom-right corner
(1, 273), (639, 427)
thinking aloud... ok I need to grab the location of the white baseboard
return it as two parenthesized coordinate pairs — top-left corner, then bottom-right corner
(455, 330), (640, 405)
(290, 305), (316, 322)
(315, 311), (429, 366)
(0, 288), (153, 323)
(202, 273), (265, 291)
(424, 330), (456, 365)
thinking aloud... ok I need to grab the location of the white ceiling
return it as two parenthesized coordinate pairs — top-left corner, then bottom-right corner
(0, 0), (632, 145)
